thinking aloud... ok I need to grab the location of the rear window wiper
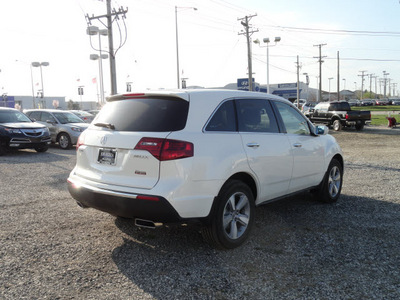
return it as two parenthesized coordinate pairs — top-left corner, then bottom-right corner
(94, 122), (115, 130)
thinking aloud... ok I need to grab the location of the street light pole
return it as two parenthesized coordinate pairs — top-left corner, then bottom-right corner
(175, 6), (197, 89)
(87, 26), (108, 105)
(31, 62), (49, 98)
(328, 77), (333, 101)
(253, 37), (281, 94)
(90, 54), (108, 105)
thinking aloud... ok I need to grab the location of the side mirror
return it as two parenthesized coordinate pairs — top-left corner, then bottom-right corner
(46, 120), (56, 125)
(315, 125), (329, 135)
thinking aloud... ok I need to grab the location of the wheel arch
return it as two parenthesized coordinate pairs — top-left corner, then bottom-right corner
(204, 172), (257, 225)
(56, 131), (70, 142)
(226, 172), (258, 201)
(330, 116), (341, 124)
(332, 153), (344, 170)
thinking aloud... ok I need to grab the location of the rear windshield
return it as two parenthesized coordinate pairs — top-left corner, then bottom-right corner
(94, 98), (189, 132)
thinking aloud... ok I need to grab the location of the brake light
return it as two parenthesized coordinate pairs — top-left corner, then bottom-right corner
(345, 114), (349, 120)
(124, 93), (146, 98)
(76, 131), (86, 150)
(134, 137), (194, 161)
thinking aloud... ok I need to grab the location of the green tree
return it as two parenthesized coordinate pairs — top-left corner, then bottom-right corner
(67, 100), (80, 110)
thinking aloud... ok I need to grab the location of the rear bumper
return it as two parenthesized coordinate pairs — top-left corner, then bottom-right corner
(67, 178), (184, 223)
(345, 120), (370, 126)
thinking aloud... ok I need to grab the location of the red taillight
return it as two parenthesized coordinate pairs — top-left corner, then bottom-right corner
(345, 114), (349, 120)
(76, 131), (86, 150)
(134, 137), (194, 161)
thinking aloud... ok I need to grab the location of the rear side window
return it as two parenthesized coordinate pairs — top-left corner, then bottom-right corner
(237, 99), (279, 133)
(95, 98), (189, 132)
(205, 100), (236, 132)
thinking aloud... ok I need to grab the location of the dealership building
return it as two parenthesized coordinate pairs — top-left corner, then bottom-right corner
(221, 79), (317, 102)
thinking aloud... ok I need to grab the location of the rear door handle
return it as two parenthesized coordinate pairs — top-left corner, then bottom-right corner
(246, 143), (260, 148)
(293, 143), (302, 148)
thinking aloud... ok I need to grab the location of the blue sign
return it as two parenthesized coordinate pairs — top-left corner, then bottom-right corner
(1, 96), (15, 108)
(237, 78), (255, 91)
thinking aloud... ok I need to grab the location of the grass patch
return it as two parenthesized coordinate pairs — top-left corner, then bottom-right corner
(357, 105), (400, 111)
(371, 115), (391, 126)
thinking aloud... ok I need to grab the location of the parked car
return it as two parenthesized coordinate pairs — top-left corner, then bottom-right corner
(0, 107), (51, 155)
(302, 102), (317, 117)
(293, 99), (306, 108)
(25, 109), (89, 149)
(71, 110), (95, 123)
(347, 99), (360, 107)
(88, 110), (100, 116)
(67, 90), (343, 249)
(308, 101), (371, 131)
(391, 99), (400, 105)
(360, 99), (374, 106)
(375, 99), (388, 106)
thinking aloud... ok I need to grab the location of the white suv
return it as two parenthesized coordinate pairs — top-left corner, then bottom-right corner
(67, 90), (343, 249)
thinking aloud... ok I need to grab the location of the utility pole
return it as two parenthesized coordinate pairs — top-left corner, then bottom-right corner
(86, 0), (128, 95)
(295, 55), (301, 108)
(373, 75), (378, 98)
(337, 51), (340, 100)
(369, 73), (374, 98)
(392, 82), (397, 97)
(313, 44), (326, 102)
(238, 14), (258, 91)
(358, 70), (367, 100)
(383, 71), (390, 98)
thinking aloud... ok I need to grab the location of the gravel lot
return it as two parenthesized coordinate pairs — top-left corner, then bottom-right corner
(1, 125), (399, 299)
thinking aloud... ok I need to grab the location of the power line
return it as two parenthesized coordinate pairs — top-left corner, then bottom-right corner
(270, 25), (400, 37)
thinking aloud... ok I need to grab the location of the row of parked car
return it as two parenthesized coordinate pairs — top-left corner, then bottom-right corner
(0, 107), (98, 155)
(348, 98), (400, 106)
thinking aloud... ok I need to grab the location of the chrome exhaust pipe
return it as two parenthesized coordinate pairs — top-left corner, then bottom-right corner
(134, 218), (163, 229)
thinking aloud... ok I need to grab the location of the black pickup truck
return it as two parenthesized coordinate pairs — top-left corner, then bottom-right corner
(307, 101), (371, 131)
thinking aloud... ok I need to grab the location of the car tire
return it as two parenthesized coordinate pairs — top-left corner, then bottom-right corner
(35, 144), (49, 153)
(0, 143), (7, 156)
(201, 180), (255, 249)
(355, 122), (365, 131)
(313, 159), (343, 203)
(58, 133), (72, 149)
(332, 119), (342, 131)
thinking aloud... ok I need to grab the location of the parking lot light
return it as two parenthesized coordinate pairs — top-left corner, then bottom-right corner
(31, 62), (49, 98)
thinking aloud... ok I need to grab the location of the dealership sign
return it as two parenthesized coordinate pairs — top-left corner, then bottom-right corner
(237, 78), (260, 91)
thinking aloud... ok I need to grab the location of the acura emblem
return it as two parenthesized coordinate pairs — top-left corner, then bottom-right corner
(100, 136), (107, 145)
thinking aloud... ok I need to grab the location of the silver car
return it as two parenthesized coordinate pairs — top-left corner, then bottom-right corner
(25, 109), (89, 149)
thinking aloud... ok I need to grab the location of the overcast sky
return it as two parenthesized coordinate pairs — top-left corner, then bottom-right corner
(1, 0), (400, 102)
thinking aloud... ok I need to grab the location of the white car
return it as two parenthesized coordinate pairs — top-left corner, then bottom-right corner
(67, 90), (343, 249)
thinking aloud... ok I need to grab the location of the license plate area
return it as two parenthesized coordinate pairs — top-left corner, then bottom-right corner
(97, 148), (117, 165)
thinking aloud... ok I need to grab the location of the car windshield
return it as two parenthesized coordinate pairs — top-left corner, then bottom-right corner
(53, 112), (85, 124)
(0, 110), (32, 123)
(94, 97), (189, 132)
